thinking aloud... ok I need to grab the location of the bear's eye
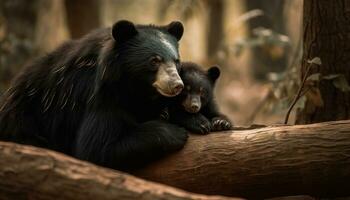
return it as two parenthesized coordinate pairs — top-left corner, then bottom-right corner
(150, 56), (162, 66)
(199, 87), (206, 97)
(175, 59), (181, 72)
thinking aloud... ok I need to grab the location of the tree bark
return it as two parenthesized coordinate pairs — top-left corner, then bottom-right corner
(1, 121), (350, 199)
(296, 0), (350, 124)
(133, 120), (350, 199)
(0, 141), (238, 200)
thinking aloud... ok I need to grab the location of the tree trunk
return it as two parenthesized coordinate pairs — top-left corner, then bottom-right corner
(296, 0), (350, 124)
(0, 141), (238, 200)
(205, 0), (224, 61)
(64, 0), (102, 39)
(1, 121), (350, 199)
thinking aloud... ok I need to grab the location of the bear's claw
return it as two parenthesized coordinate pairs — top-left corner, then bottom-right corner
(211, 117), (232, 132)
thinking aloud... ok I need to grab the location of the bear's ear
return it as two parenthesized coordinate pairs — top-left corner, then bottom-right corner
(112, 20), (138, 43)
(166, 21), (184, 41)
(207, 66), (220, 83)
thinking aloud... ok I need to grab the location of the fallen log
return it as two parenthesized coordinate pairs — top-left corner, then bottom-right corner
(1, 120), (350, 199)
(0, 142), (238, 200)
(133, 120), (350, 199)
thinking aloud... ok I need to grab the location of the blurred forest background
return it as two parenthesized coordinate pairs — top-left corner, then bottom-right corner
(0, 0), (303, 126)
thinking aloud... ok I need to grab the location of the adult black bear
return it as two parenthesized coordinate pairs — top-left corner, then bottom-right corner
(0, 20), (188, 170)
(166, 62), (232, 134)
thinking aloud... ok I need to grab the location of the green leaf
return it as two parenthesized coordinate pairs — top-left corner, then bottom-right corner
(307, 57), (322, 65)
(322, 74), (341, 80)
(235, 9), (264, 24)
(333, 75), (350, 92)
(306, 73), (321, 81)
(267, 72), (285, 81)
(306, 87), (324, 107)
(295, 95), (307, 110)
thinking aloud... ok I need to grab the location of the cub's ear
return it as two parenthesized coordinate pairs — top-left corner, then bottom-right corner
(166, 21), (184, 41)
(112, 20), (138, 43)
(207, 66), (220, 83)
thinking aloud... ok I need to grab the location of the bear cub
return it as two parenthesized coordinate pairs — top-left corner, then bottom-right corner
(165, 62), (232, 134)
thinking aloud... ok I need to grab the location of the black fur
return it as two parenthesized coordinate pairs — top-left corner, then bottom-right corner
(0, 20), (188, 170)
(167, 62), (232, 134)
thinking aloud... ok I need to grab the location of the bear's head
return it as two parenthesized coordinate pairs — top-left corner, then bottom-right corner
(97, 20), (185, 99)
(177, 62), (220, 113)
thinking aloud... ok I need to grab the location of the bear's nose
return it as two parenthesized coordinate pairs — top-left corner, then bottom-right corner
(172, 82), (184, 95)
(191, 104), (200, 112)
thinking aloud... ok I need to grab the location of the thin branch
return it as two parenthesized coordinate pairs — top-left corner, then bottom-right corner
(284, 64), (312, 124)
(300, 86), (311, 97)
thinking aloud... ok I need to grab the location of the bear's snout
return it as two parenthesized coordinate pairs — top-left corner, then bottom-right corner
(183, 94), (201, 113)
(171, 81), (184, 96)
(153, 62), (183, 97)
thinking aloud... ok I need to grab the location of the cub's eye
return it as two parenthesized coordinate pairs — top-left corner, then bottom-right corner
(150, 56), (162, 66)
